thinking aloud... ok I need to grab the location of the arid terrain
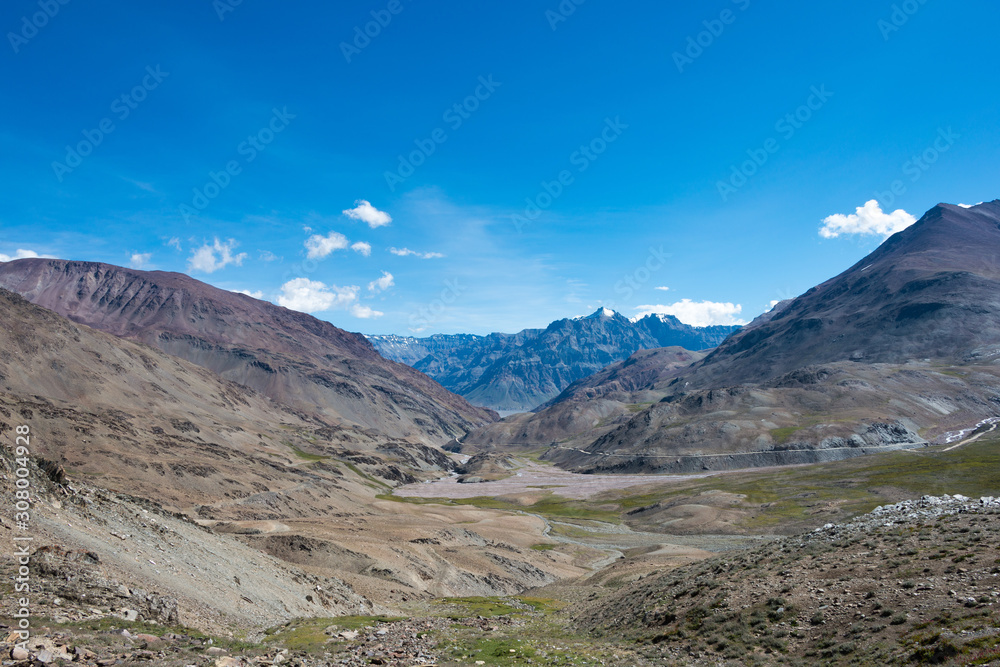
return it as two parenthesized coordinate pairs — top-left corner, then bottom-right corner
(4, 422), (1000, 665)
(3, 203), (1000, 665)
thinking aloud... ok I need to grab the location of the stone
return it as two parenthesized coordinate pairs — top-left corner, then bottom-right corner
(11, 647), (29, 660)
(206, 646), (229, 656)
(122, 609), (139, 622)
(75, 646), (97, 660)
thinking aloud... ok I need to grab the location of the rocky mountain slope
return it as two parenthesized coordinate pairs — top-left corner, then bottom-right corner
(686, 201), (1000, 388)
(0, 287), (585, 623)
(575, 494), (1000, 665)
(368, 308), (739, 412)
(464, 347), (707, 449)
(0, 259), (495, 446)
(467, 201), (1000, 473)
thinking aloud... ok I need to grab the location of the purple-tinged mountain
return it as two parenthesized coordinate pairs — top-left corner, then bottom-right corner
(0, 259), (495, 446)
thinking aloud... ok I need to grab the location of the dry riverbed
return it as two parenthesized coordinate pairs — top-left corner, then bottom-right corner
(395, 461), (717, 501)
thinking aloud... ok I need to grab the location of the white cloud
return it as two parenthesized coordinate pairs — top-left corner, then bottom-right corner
(958, 202), (983, 209)
(188, 238), (247, 273)
(277, 278), (359, 313)
(129, 253), (152, 269)
(0, 249), (52, 262)
(634, 299), (747, 327)
(167, 237), (182, 251)
(351, 241), (372, 257)
(654, 286), (670, 292)
(232, 289), (263, 299)
(259, 250), (280, 262)
(368, 271), (394, 293)
(343, 200), (392, 228)
(819, 200), (917, 239)
(350, 303), (383, 319)
(305, 231), (349, 260)
(389, 247), (444, 259)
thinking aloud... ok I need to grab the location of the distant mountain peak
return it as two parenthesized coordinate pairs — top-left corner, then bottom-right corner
(579, 307), (620, 320)
(370, 307), (741, 412)
(650, 312), (682, 324)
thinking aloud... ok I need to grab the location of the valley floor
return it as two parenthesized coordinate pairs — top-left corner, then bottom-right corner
(4, 429), (1000, 666)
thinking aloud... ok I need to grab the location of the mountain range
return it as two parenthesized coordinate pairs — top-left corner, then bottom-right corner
(1, 200), (999, 661)
(465, 201), (1000, 473)
(0, 259), (496, 447)
(368, 309), (740, 412)
(0, 264), (579, 615)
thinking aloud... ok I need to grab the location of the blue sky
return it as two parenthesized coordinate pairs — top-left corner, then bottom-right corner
(2, 1), (997, 335)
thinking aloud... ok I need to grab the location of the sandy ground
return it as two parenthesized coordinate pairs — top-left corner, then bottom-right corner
(395, 461), (716, 500)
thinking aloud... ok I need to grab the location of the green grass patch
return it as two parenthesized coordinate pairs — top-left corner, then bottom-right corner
(264, 616), (403, 651)
(530, 543), (556, 551)
(769, 427), (801, 445)
(451, 637), (537, 664)
(605, 435), (1000, 533)
(433, 597), (523, 618)
(517, 597), (565, 613)
(383, 491), (620, 523)
(288, 445), (328, 462)
(344, 461), (390, 489)
(432, 596), (563, 620)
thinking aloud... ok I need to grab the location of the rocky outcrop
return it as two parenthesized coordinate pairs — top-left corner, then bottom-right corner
(31, 546), (180, 625)
(574, 495), (1000, 665)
